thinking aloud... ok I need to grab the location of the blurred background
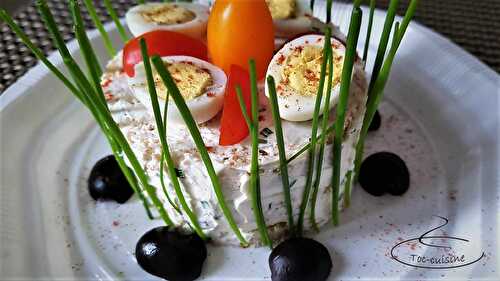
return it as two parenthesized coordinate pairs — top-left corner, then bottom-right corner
(0, 0), (499, 93)
(1, 0), (30, 14)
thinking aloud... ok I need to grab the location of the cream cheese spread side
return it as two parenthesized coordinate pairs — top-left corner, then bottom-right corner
(102, 53), (367, 246)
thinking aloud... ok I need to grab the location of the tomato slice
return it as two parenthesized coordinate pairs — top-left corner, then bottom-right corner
(123, 30), (208, 77)
(219, 65), (253, 146)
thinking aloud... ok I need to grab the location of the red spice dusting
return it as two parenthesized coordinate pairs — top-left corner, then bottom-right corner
(277, 54), (286, 65)
(305, 40), (309, 44)
(294, 46), (304, 53)
(206, 146), (214, 152)
(207, 92), (216, 97)
(174, 78), (181, 83)
(316, 37), (322, 43)
(112, 221), (120, 227)
(105, 92), (114, 101)
(332, 41), (342, 49)
(101, 78), (112, 88)
(304, 69), (318, 81)
(258, 115), (265, 122)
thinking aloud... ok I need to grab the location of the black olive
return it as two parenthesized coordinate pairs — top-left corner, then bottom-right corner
(269, 237), (332, 281)
(358, 152), (410, 196)
(368, 110), (381, 131)
(135, 227), (207, 281)
(88, 155), (134, 203)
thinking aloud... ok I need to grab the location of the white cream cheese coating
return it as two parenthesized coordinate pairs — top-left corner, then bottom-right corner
(101, 52), (367, 246)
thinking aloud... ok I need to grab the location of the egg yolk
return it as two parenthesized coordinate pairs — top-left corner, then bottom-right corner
(155, 62), (213, 101)
(281, 45), (343, 97)
(266, 0), (296, 19)
(141, 4), (195, 25)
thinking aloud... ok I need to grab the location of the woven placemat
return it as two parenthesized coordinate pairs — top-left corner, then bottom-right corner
(1, 0), (499, 94)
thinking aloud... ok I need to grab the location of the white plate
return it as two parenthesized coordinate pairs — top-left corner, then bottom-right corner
(1, 2), (499, 280)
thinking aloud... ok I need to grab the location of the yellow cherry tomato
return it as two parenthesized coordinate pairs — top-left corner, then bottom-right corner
(207, 0), (275, 79)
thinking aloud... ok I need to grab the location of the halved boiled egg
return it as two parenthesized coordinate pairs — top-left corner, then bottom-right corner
(266, 0), (345, 41)
(265, 34), (347, 122)
(126, 3), (209, 40)
(128, 56), (226, 125)
(266, 0), (313, 38)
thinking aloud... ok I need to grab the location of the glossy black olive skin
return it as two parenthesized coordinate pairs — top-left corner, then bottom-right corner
(88, 155), (134, 203)
(358, 152), (410, 196)
(368, 110), (381, 131)
(269, 237), (332, 281)
(135, 227), (207, 281)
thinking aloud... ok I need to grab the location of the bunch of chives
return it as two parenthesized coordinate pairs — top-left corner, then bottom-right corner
(0, 0), (176, 225)
(354, 0), (418, 180)
(331, 6), (362, 226)
(309, 41), (334, 230)
(296, 27), (331, 235)
(139, 39), (207, 240)
(362, 0), (376, 65)
(150, 56), (249, 246)
(236, 61), (272, 248)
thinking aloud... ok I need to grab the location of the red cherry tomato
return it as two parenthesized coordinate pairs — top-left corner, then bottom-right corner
(122, 30), (208, 77)
(219, 65), (253, 146)
(207, 0), (274, 79)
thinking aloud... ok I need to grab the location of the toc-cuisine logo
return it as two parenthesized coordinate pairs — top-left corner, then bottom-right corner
(390, 216), (486, 269)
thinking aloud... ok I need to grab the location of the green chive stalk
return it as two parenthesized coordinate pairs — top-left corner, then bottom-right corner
(367, 0), (399, 92)
(326, 0), (333, 24)
(235, 86), (252, 127)
(250, 59), (272, 247)
(296, 27), (331, 235)
(158, 89), (182, 214)
(236, 85), (271, 247)
(104, 0), (128, 42)
(362, 0), (376, 65)
(266, 76), (295, 237)
(241, 60), (272, 247)
(309, 43), (333, 231)
(331, 7), (362, 226)
(82, 0), (116, 57)
(140, 39), (207, 240)
(151, 56), (248, 246)
(159, 153), (182, 214)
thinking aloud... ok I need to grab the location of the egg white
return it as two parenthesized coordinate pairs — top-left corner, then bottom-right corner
(265, 34), (346, 122)
(126, 3), (209, 40)
(128, 56), (226, 126)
